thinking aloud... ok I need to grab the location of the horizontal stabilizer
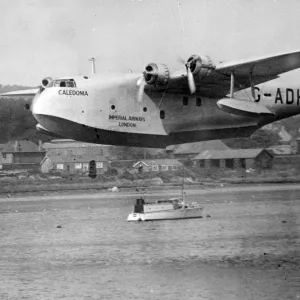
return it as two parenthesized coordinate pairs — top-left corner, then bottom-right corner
(1, 88), (39, 97)
(217, 98), (274, 117)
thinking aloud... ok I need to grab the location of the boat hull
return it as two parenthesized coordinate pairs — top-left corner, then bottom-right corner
(127, 207), (203, 221)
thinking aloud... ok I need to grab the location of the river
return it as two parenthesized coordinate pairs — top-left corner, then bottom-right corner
(0, 185), (299, 299)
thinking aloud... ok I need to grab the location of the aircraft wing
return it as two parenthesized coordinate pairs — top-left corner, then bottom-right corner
(1, 88), (39, 97)
(215, 49), (300, 92)
(216, 49), (300, 78)
(159, 50), (300, 98)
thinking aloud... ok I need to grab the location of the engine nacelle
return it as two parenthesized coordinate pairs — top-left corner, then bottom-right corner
(41, 77), (53, 89)
(143, 63), (170, 86)
(186, 55), (215, 78)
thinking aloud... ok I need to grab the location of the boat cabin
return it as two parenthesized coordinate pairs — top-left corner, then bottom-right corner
(134, 198), (146, 213)
(133, 197), (184, 213)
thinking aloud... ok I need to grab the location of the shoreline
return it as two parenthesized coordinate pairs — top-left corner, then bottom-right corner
(1, 182), (300, 202)
(1, 176), (300, 196)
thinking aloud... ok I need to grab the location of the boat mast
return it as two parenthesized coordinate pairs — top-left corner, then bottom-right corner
(181, 166), (185, 208)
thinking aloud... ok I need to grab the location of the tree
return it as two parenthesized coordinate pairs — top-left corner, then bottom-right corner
(0, 87), (52, 144)
(224, 129), (281, 149)
(280, 116), (300, 140)
(182, 158), (194, 169)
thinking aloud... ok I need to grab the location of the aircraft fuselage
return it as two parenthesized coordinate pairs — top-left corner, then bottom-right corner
(31, 74), (300, 148)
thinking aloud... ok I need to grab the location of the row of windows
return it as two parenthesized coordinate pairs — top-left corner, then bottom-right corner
(110, 96), (201, 119)
(183, 97), (202, 107)
(110, 96), (201, 121)
(56, 162), (103, 170)
(159, 97), (202, 119)
(151, 165), (179, 171)
(111, 105), (148, 113)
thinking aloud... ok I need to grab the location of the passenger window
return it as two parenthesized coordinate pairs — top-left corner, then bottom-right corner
(160, 110), (165, 119)
(196, 97), (202, 106)
(60, 81), (66, 87)
(183, 96), (188, 106)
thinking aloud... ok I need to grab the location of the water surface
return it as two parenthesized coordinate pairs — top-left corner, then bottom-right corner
(0, 186), (299, 299)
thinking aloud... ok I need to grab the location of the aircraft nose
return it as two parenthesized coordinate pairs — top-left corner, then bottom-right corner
(31, 89), (62, 135)
(31, 88), (53, 116)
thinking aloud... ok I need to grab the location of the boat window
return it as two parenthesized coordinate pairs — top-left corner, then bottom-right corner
(50, 79), (77, 88)
(157, 200), (174, 204)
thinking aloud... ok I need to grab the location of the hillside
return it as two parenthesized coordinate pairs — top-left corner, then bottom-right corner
(0, 85), (51, 144)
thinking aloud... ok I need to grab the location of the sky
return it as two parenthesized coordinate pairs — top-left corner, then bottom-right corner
(0, 0), (300, 86)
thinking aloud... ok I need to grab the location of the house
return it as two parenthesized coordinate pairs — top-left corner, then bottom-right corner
(42, 139), (109, 157)
(40, 153), (108, 175)
(0, 152), (3, 170)
(193, 148), (273, 171)
(166, 140), (230, 158)
(132, 159), (183, 173)
(0, 140), (45, 170)
(292, 138), (300, 154)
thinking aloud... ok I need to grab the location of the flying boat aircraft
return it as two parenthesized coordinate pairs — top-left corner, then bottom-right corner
(2, 50), (300, 148)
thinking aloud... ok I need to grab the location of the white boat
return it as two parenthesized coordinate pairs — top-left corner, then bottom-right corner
(127, 196), (203, 221)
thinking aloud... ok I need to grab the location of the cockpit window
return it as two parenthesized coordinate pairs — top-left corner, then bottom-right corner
(49, 79), (76, 88)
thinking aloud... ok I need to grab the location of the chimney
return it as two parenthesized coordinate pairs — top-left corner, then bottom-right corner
(38, 140), (43, 151)
(14, 141), (18, 152)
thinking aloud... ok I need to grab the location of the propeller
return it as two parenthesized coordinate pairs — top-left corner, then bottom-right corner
(137, 76), (146, 103)
(185, 61), (196, 94)
(178, 56), (196, 94)
(136, 68), (156, 103)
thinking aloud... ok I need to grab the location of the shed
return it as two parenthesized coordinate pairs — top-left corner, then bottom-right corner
(0, 140), (45, 166)
(132, 159), (183, 173)
(166, 140), (230, 158)
(40, 153), (108, 174)
(193, 148), (273, 170)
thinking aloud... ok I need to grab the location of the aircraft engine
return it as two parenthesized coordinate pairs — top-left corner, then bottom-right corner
(41, 77), (53, 89)
(143, 63), (170, 86)
(186, 55), (215, 78)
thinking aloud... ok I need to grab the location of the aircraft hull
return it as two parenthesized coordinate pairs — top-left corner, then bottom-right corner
(127, 207), (203, 221)
(34, 113), (259, 148)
